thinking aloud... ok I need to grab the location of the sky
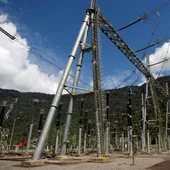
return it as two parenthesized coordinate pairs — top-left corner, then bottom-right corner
(0, 0), (170, 94)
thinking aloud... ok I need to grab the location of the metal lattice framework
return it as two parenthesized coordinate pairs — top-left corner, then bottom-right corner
(0, 127), (9, 152)
(97, 12), (169, 100)
(92, 9), (105, 156)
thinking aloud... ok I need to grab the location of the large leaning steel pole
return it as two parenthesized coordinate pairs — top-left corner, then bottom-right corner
(60, 0), (96, 156)
(33, 12), (90, 160)
(60, 23), (89, 156)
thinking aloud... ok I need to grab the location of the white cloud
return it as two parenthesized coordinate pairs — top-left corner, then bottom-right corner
(148, 41), (170, 77)
(0, 14), (66, 94)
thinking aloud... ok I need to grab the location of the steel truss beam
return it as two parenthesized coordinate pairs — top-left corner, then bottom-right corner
(97, 12), (169, 100)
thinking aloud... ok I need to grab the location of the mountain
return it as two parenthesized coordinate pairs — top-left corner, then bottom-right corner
(0, 76), (170, 147)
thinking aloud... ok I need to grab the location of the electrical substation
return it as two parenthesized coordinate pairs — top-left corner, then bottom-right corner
(1, 0), (170, 169)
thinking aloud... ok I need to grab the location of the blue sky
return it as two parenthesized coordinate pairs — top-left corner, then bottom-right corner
(0, 0), (170, 93)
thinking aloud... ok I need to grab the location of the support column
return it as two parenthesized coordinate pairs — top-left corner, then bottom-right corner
(78, 128), (82, 155)
(27, 99), (39, 153)
(84, 132), (87, 153)
(122, 132), (124, 152)
(9, 117), (19, 151)
(55, 103), (62, 154)
(55, 129), (59, 154)
(26, 123), (33, 152)
(147, 130), (150, 153)
(121, 113), (125, 152)
(60, 19), (89, 156)
(127, 87), (133, 156)
(105, 92), (110, 155)
(158, 134), (161, 152)
(33, 12), (90, 160)
(166, 83), (169, 150)
(146, 107), (150, 153)
(78, 98), (84, 155)
(141, 93), (146, 152)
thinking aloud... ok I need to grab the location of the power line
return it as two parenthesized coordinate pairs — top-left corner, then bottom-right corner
(118, 0), (169, 31)
(114, 13), (160, 89)
(0, 26), (93, 89)
(142, 13), (160, 60)
(115, 70), (137, 89)
(135, 40), (161, 53)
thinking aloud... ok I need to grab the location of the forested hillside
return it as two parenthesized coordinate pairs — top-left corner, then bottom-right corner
(0, 76), (170, 146)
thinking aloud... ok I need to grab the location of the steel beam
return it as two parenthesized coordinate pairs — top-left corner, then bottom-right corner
(97, 12), (168, 100)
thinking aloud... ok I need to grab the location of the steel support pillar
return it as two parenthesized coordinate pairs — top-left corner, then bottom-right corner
(115, 133), (118, 149)
(105, 125), (109, 155)
(122, 132), (124, 152)
(166, 83), (169, 150)
(141, 93), (146, 152)
(129, 127), (133, 156)
(33, 12), (90, 160)
(147, 130), (150, 153)
(78, 127), (82, 155)
(60, 20), (89, 156)
(9, 118), (16, 151)
(26, 123), (33, 152)
(105, 92), (110, 155)
(84, 132), (87, 153)
(127, 88), (133, 156)
(55, 129), (59, 154)
(158, 134), (161, 152)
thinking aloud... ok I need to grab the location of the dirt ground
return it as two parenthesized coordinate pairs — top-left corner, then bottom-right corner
(0, 154), (169, 170)
(147, 155), (170, 170)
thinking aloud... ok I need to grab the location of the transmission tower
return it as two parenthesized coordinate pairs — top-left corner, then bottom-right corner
(33, 0), (169, 160)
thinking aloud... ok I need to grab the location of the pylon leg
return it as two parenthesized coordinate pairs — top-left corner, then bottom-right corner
(60, 22), (89, 156)
(122, 133), (124, 152)
(78, 127), (82, 155)
(33, 12), (90, 160)
(55, 129), (59, 154)
(147, 130), (150, 153)
(84, 132), (87, 153)
(129, 127), (133, 156)
(158, 134), (161, 152)
(105, 125), (109, 155)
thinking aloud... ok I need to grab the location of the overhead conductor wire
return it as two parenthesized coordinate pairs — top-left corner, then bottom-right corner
(0, 27), (93, 89)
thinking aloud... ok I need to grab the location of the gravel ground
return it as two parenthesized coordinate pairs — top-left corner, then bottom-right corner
(0, 156), (165, 170)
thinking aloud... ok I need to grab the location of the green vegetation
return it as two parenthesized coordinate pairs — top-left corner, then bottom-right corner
(0, 76), (169, 147)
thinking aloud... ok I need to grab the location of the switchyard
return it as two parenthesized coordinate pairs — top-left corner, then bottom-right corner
(1, 0), (170, 169)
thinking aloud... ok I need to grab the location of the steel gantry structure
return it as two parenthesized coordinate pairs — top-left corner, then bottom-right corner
(97, 12), (168, 100)
(33, 0), (169, 160)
